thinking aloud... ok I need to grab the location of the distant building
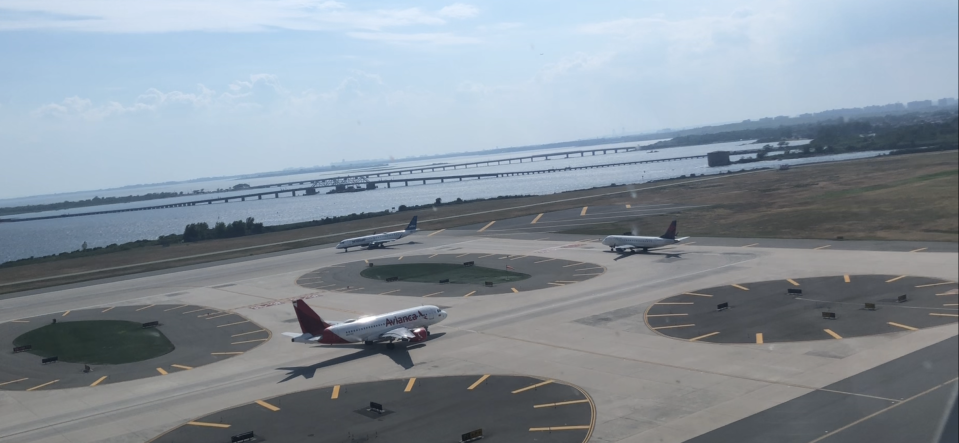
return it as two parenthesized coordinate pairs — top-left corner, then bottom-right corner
(938, 98), (957, 106)
(907, 100), (933, 109)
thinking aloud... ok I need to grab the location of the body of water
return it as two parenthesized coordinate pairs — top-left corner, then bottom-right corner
(1, 140), (885, 265)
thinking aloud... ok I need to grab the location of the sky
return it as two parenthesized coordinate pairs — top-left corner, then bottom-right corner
(0, 0), (957, 199)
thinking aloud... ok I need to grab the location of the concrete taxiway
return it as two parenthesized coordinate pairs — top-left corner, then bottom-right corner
(0, 229), (956, 443)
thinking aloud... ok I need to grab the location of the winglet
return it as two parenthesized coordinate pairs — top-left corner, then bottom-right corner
(405, 216), (418, 232)
(659, 220), (677, 240)
(293, 299), (331, 335)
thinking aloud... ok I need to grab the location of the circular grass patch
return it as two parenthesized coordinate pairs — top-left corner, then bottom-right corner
(12, 320), (175, 365)
(361, 263), (531, 285)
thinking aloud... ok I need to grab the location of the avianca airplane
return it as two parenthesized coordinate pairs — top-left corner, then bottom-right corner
(335, 216), (418, 251)
(282, 299), (448, 349)
(600, 220), (689, 253)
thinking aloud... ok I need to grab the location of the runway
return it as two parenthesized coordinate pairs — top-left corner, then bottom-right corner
(0, 230), (955, 442)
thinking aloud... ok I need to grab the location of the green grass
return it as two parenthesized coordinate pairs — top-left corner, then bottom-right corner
(819, 169), (958, 199)
(12, 320), (175, 365)
(361, 263), (530, 285)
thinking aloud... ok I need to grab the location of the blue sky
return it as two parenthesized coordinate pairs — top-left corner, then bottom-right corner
(0, 0), (956, 198)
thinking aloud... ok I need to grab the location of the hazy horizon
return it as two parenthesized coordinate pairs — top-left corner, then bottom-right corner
(2, 0), (957, 199)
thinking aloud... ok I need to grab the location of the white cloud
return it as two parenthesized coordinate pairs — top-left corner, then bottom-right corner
(536, 52), (615, 82)
(437, 3), (479, 19)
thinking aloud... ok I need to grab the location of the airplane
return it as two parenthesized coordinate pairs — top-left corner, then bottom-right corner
(282, 298), (448, 350)
(600, 220), (689, 253)
(335, 216), (417, 251)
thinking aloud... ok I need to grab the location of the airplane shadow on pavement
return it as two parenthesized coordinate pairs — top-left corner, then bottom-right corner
(609, 250), (686, 261)
(275, 333), (445, 382)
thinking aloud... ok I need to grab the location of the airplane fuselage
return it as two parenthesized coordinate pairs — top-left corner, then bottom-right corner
(314, 306), (447, 344)
(336, 230), (407, 250)
(601, 235), (678, 251)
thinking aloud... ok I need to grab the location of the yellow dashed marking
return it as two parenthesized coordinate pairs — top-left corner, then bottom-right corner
(824, 329), (842, 339)
(513, 380), (554, 394)
(90, 376), (107, 387)
(463, 291), (476, 298)
(787, 279), (800, 286)
(232, 338), (268, 345)
(929, 313), (958, 318)
(625, 204), (631, 208)
(943, 304), (957, 307)
(844, 275), (851, 283)
(10, 320), (29, 323)
(689, 332), (719, 342)
(422, 292), (443, 298)
(756, 333), (764, 344)
(534, 258), (556, 263)
(742, 243), (759, 248)
(576, 267), (605, 271)
(183, 308), (209, 314)
(456, 253), (470, 258)
(397, 256), (404, 261)
(917, 281), (956, 288)
(427, 229), (445, 237)
(164, 305), (188, 312)
(683, 292), (713, 297)
(534, 399), (590, 408)
(530, 426), (591, 432)
(511, 288), (519, 293)
(477, 254), (495, 258)
(62, 311), (70, 317)
(135, 305), (155, 311)
(510, 255), (528, 260)
(156, 368), (168, 375)
(731, 284), (749, 291)
(0, 378), (28, 387)
(428, 254), (438, 258)
(404, 378), (417, 392)
(573, 273), (603, 276)
(255, 400), (280, 412)
(171, 364), (193, 370)
(580, 206), (588, 216)
(655, 302), (693, 305)
(548, 282), (566, 286)
(217, 321), (249, 328)
(646, 314), (688, 317)
(101, 307), (114, 313)
(531, 213), (543, 224)
(563, 262), (586, 268)
(814, 245), (831, 250)
(651, 324), (694, 330)
(231, 330), (266, 337)
(331, 385), (340, 399)
(205, 313), (233, 320)
(910, 248), (928, 253)
(27, 380), (59, 391)
(187, 422), (230, 428)
(379, 289), (402, 295)
(211, 352), (244, 355)
(478, 221), (496, 232)
(888, 322), (918, 331)
(468, 375), (490, 390)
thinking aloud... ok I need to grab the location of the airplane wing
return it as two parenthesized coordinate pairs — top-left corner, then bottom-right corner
(378, 327), (417, 342)
(675, 237), (690, 241)
(282, 332), (321, 342)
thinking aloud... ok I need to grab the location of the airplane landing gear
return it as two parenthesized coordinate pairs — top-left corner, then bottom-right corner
(386, 342), (396, 350)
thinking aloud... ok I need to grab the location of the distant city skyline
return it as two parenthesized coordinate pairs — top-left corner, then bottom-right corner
(1, 0), (956, 199)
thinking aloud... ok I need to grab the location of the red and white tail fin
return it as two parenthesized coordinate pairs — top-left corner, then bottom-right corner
(293, 299), (331, 335)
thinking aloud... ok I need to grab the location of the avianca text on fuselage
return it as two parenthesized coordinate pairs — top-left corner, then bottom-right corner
(282, 299), (447, 349)
(336, 216), (418, 251)
(601, 220), (690, 252)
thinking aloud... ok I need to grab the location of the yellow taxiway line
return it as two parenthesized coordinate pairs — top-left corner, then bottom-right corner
(135, 305), (155, 311)
(530, 426), (591, 432)
(232, 330), (266, 337)
(731, 284), (749, 291)
(422, 292), (443, 298)
(910, 248), (928, 253)
(164, 305), (189, 311)
(742, 243), (758, 248)
(918, 281), (956, 288)
(101, 307), (115, 313)
(930, 313), (958, 318)
(580, 206), (588, 216)
(463, 291), (476, 298)
(886, 275), (907, 283)
(888, 322), (918, 331)
(156, 368), (168, 375)
(187, 422), (230, 428)
(27, 380), (60, 391)
(787, 279), (800, 286)
(427, 229), (445, 237)
(62, 311), (70, 317)
(217, 320), (249, 328)
(478, 221), (496, 232)
(646, 314), (688, 317)
(171, 364), (193, 370)
(255, 400), (280, 412)
(0, 378), (28, 387)
(534, 399), (591, 408)
(468, 375), (490, 390)
(379, 289), (402, 295)
(824, 329), (842, 339)
(232, 338), (268, 345)
(211, 352), (244, 355)
(513, 380), (554, 394)
(404, 378), (417, 392)
(331, 385), (341, 399)
(511, 288), (519, 293)
(656, 302), (693, 305)
(531, 213), (543, 224)
(756, 333), (764, 344)
(534, 258), (556, 263)
(689, 332), (719, 342)
(90, 376), (108, 387)
(684, 292), (712, 297)
(814, 245), (831, 250)
(651, 324), (694, 330)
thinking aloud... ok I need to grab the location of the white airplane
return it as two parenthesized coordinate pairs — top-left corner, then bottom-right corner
(601, 220), (689, 253)
(282, 299), (447, 349)
(336, 216), (418, 251)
